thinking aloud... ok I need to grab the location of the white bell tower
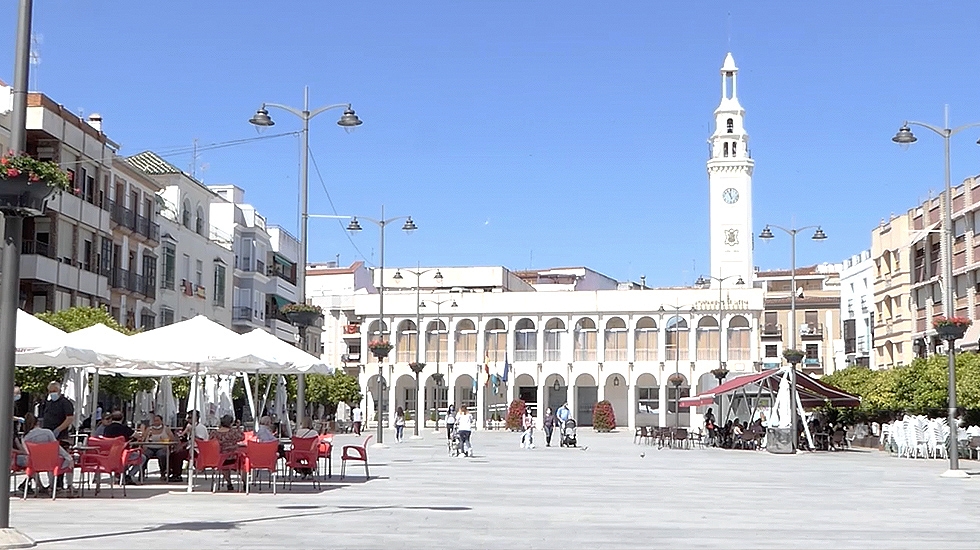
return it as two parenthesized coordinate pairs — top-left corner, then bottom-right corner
(707, 52), (754, 288)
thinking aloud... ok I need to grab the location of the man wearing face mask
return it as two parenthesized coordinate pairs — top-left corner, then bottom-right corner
(13, 386), (24, 425)
(40, 381), (74, 443)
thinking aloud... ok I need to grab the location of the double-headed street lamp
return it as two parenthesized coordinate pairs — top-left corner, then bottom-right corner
(892, 111), (980, 477)
(393, 265), (443, 437)
(695, 274), (745, 384)
(347, 207), (418, 446)
(758, 223), (827, 452)
(658, 303), (697, 428)
(249, 87), (362, 427)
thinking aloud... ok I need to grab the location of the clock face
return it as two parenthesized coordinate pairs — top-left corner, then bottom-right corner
(722, 188), (739, 204)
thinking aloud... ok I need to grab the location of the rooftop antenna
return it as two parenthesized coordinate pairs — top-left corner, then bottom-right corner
(190, 138), (199, 179)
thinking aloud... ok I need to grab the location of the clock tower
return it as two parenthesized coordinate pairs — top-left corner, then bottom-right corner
(707, 52), (754, 288)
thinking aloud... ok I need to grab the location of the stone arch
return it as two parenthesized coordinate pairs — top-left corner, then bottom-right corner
(514, 318), (537, 362)
(544, 318), (565, 362)
(454, 319), (477, 363)
(604, 317), (627, 361)
(574, 317), (597, 362)
(635, 316), (658, 362)
(485, 318), (507, 361)
(603, 373), (628, 426)
(396, 319), (418, 363)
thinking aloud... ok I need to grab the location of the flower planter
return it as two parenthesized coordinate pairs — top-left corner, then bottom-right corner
(409, 362), (426, 375)
(936, 324), (967, 341)
(285, 309), (322, 327)
(0, 175), (57, 217)
(710, 367), (729, 383)
(667, 373), (685, 387)
(783, 351), (805, 365)
(369, 346), (392, 360)
(432, 372), (445, 386)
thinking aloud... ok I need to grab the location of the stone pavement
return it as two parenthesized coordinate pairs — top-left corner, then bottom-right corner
(8, 429), (980, 549)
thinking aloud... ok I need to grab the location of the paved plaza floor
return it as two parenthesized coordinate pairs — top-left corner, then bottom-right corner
(8, 429), (980, 549)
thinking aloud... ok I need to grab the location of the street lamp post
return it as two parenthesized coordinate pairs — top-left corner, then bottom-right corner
(347, 207), (417, 446)
(659, 304), (696, 429)
(393, 265), (443, 437)
(892, 111), (980, 477)
(421, 297), (457, 433)
(759, 223), (827, 452)
(249, 87), (362, 427)
(695, 274), (745, 383)
(0, 1), (43, 545)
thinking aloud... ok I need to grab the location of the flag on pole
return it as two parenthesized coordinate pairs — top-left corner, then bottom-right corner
(502, 357), (510, 383)
(484, 354), (491, 387)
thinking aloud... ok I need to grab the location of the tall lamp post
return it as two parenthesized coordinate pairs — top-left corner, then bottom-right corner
(0, 0), (42, 545)
(393, 265), (443, 437)
(347, 207), (417, 446)
(421, 297), (457, 433)
(249, 87), (362, 427)
(658, 304), (696, 429)
(695, 274), (745, 384)
(758, 223), (827, 452)
(892, 112), (980, 477)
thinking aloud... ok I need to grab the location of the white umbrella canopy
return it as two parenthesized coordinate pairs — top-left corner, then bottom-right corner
(61, 323), (187, 377)
(155, 377), (179, 427)
(240, 329), (333, 374)
(109, 315), (284, 373)
(14, 309), (102, 367)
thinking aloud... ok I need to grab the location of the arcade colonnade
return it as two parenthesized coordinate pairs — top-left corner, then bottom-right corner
(357, 310), (760, 430)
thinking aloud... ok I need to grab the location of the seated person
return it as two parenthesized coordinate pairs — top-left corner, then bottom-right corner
(168, 411), (209, 482)
(293, 418), (318, 439)
(15, 413), (74, 493)
(102, 411), (136, 440)
(255, 416), (278, 443)
(92, 414), (113, 437)
(211, 414), (244, 491)
(141, 414), (175, 481)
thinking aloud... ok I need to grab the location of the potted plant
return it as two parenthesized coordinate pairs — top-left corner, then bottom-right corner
(933, 316), (972, 340)
(432, 372), (445, 386)
(368, 339), (393, 359)
(782, 348), (805, 365)
(710, 366), (729, 385)
(409, 362), (426, 375)
(281, 303), (323, 327)
(505, 399), (526, 431)
(0, 151), (73, 216)
(667, 372), (686, 387)
(592, 400), (616, 432)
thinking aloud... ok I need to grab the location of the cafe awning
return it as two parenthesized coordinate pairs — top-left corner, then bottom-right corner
(679, 368), (861, 409)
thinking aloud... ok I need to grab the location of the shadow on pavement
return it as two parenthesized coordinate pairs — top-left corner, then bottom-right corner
(36, 503), (471, 545)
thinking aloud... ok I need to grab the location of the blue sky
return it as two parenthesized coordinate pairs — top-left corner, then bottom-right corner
(4, 1), (980, 285)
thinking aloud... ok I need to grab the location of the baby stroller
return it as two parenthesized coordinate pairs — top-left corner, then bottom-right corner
(559, 418), (578, 448)
(448, 425), (462, 457)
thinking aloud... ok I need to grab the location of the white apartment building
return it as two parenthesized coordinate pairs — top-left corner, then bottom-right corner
(0, 89), (114, 314)
(125, 151), (233, 326)
(107, 157), (163, 330)
(840, 250), (874, 368)
(209, 185), (272, 336)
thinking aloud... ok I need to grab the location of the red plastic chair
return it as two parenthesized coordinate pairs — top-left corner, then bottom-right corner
(318, 435), (333, 479)
(23, 441), (66, 500)
(340, 435), (373, 480)
(242, 440), (279, 494)
(243, 431), (257, 442)
(195, 438), (240, 492)
(79, 438), (127, 497)
(10, 450), (24, 493)
(285, 437), (320, 490)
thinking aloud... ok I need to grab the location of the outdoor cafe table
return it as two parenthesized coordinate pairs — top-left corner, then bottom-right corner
(126, 440), (175, 482)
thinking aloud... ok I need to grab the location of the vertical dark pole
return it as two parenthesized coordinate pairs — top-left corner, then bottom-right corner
(0, 218), (23, 527)
(0, 0), (33, 534)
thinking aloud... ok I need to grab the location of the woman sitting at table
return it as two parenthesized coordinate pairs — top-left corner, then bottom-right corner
(15, 413), (74, 494)
(141, 414), (175, 481)
(211, 414), (244, 491)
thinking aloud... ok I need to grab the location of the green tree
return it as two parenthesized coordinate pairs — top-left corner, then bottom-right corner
(306, 371), (362, 408)
(35, 306), (134, 335)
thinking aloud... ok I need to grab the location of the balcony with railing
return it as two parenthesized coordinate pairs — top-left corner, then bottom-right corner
(762, 323), (782, 338)
(21, 240), (55, 258)
(800, 323), (824, 339)
(232, 306), (255, 322)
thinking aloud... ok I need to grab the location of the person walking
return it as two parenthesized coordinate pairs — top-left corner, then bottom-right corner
(445, 404), (457, 442)
(543, 408), (556, 447)
(520, 410), (535, 449)
(456, 406), (473, 457)
(352, 404), (363, 435)
(394, 407), (406, 442)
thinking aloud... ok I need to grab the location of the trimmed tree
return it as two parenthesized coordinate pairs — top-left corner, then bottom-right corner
(506, 399), (526, 431)
(593, 400), (616, 432)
